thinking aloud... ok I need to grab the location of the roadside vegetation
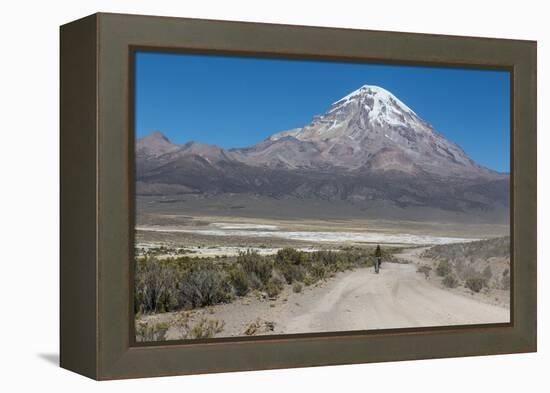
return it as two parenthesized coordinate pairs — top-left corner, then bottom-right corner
(135, 245), (194, 257)
(136, 312), (225, 342)
(135, 246), (397, 316)
(422, 237), (510, 293)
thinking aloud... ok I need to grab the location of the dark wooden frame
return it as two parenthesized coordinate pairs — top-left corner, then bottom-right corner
(60, 12), (537, 380)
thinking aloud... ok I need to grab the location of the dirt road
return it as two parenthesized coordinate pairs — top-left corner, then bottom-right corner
(282, 259), (509, 334)
(145, 248), (510, 339)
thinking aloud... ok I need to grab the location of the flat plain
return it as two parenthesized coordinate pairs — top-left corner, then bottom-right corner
(135, 202), (510, 341)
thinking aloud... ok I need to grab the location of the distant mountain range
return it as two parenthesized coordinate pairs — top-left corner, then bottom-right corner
(136, 85), (509, 220)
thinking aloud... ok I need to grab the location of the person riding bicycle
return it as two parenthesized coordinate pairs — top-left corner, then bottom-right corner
(374, 244), (382, 273)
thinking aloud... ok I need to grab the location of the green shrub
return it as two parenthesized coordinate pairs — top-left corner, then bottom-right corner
(275, 248), (308, 265)
(442, 274), (459, 288)
(279, 263), (305, 284)
(303, 275), (315, 286)
(134, 257), (179, 313)
(265, 276), (284, 298)
(309, 263), (327, 281)
(312, 250), (339, 269)
(465, 277), (485, 293)
(275, 248), (308, 283)
(436, 260), (451, 277)
(179, 267), (232, 308)
(238, 250), (272, 285)
(228, 267), (250, 296)
(292, 282), (303, 293)
(246, 272), (263, 290)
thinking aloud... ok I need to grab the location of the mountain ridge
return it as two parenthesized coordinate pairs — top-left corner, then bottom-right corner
(135, 85), (509, 220)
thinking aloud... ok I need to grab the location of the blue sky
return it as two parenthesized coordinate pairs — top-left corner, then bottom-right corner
(135, 51), (510, 172)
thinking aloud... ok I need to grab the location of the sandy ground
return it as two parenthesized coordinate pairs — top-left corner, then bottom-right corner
(141, 248), (510, 340)
(137, 213), (509, 241)
(137, 224), (476, 246)
(395, 247), (510, 309)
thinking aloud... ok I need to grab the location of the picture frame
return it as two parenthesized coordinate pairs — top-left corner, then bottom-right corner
(60, 12), (536, 380)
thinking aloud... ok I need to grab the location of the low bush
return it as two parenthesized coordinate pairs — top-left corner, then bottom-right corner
(303, 275), (315, 286)
(135, 320), (169, 342)
(275, 247), (308, 265)
(436, 260), (451, 277)
(312, 250), (339, 270)
(275, 248), (307, 283)
(417, 265), (432, 279)
(238, 250), (272, 286)
(179, 267), (232, 308)
(265, 276), (284, 298)
(228, 266), (250, 296)
(185, 318), (225, 339)
(292, 282), (303, 293)
(134, 257), (179, 314)
(442, 274), (459, 288)
(465, 277), (485, 293)
(244, 318), (276, 336)
(279, 263), (305, 284)
(310, 263), (327, 281)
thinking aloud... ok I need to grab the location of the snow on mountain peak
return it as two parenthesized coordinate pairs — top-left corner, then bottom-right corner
(318, 84), (427, 133)
(268, 84), (426, 143)
(258, 84), (492, 177)
(333, 85), (417, 117)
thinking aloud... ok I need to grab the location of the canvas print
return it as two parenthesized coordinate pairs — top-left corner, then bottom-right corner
(133, 52), (510, 342)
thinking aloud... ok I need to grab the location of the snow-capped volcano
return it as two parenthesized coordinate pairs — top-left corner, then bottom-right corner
(271, 85), (423, 141)
(240, 85), (496, 178)
(135, 84), (509, 221)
